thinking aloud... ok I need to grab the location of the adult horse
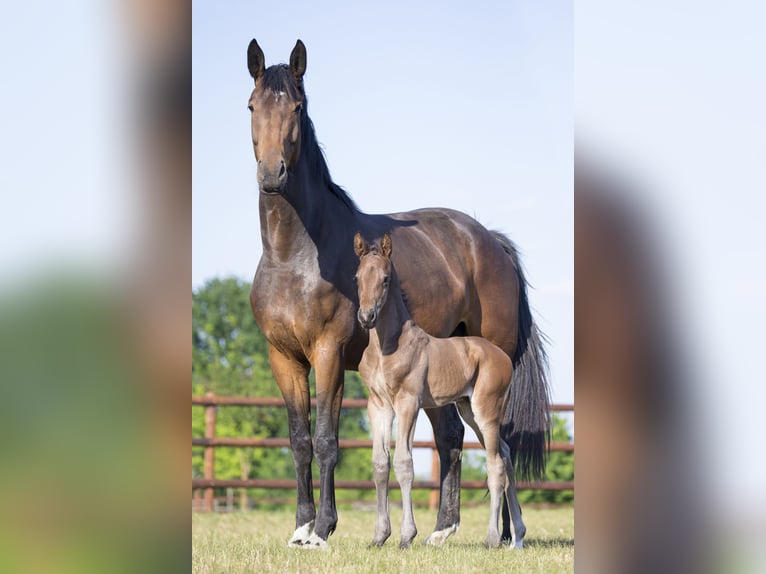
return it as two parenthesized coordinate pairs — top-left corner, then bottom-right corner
(246, 39), (550, 548)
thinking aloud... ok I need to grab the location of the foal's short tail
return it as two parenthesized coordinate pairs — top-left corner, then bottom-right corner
(492, 231), (551, 482)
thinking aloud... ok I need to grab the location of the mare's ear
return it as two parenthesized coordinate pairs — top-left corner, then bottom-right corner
(247, 39), (265, 82)
(290, 39), (307, 83)
(354, 232), (369, 258)
(381, 234), (392, 258)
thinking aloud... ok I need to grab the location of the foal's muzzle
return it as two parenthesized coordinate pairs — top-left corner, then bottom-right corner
(357, 307), (377, 329)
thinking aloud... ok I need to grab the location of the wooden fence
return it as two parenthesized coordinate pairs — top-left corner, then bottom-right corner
(192, 392), (574, 512)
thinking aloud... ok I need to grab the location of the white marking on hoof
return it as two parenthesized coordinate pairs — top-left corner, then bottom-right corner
(508, 538), (524, 550)
(302, 532), (328, 550)
(423, 524), (459, 546)
(287, 521), (314, 547)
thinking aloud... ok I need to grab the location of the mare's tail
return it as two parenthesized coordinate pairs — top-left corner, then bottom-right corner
(492, 231), (551, 481)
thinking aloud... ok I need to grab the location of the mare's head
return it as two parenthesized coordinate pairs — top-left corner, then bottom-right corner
(354, 233), (393, 330)
(246, 39), (307, 194)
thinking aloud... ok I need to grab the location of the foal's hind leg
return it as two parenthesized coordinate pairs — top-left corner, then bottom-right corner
(458, 399), (503, 548)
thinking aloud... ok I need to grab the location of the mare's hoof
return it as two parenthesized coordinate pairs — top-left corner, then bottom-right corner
(423, 524), (459, 546)
(287, 522), (327, 550)
(287, 521), (315, 548)
(301, 532), (328, 550)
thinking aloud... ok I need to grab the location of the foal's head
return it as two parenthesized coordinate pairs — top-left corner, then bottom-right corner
(246, 39), (307, 194)
(354, 233), (393, 330)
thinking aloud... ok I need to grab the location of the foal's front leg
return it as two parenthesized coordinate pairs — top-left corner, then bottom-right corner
(368, 396), (394, 547)
(394, 394), (420, 548)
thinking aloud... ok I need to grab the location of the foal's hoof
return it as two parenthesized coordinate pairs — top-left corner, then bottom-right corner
(399, 532), (417, 549)
(424, 524), (459, 546)
(507, 539), (524, 550)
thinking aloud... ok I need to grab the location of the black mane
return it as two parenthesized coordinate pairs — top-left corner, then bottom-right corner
(263, 65), (359, 212)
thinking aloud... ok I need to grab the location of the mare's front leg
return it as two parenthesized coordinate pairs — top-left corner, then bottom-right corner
(268, 346), (315, 547)
(423, 404), (464, 546)
(394, 393), (420, 548)
(306, 341), (346, 548)
(367, 394), (394, 547)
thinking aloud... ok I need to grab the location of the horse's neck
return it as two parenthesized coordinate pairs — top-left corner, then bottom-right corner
(371, 281), (416, 355)
(258, 159), (352, 264)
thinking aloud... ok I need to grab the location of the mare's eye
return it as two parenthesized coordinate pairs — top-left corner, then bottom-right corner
(247, 105), (254, 112)
(383, 276), (390, 286)
(294, 103), (303, 114)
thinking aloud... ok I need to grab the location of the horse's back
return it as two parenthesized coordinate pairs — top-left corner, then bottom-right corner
(373, 208), (520, 354)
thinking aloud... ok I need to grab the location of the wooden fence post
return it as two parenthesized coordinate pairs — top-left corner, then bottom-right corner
(204, 392), (216, 512)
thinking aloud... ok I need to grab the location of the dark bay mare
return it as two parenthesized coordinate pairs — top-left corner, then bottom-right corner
(354, 233), (526, 549)
(246, 39), (550, 548)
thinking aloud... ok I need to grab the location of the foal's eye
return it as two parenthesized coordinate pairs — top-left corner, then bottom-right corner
(383, 276), (390, 286)
(247, 105), (254, 112)
(294, 102), (303, 114)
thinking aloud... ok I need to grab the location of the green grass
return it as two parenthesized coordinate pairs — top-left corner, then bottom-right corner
(192, 505), (573, 573)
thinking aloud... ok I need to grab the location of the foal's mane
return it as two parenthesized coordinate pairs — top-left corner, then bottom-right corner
(262, 65), (359, 212)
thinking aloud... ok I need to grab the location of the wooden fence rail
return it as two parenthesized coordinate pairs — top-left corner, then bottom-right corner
(192, 393), (574, 512)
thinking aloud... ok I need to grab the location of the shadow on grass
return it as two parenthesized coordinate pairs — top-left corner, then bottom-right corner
(523, 538), (574, 549)
(421, 538), (574, 550)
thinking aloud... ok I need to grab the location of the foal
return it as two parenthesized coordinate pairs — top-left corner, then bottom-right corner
(354, 233), (526, 549)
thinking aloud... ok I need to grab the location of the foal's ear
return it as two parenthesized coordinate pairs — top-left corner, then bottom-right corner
(290, 39), (307, 83)
(247, 39), (265, 82)
(354, 232), (369, 258)
(381, 234), (392, 258)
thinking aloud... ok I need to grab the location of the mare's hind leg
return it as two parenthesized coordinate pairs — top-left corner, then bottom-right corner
(367, 395), (394, 547)
(393, 393), (420, 548)
(499, 438), (526, 549)
(269, 347), (315, 547)
(422, 405), (464, 546)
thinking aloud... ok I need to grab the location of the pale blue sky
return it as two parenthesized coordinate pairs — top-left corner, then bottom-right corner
(192, 1), (573, 469)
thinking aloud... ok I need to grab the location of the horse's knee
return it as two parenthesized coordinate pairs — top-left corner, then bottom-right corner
(314, 434), (339, 469)
(290, 432), (313, 468)
(442, 416), (465, 446)
(372, 453), (390, 479)
(393, 454), (414, 481)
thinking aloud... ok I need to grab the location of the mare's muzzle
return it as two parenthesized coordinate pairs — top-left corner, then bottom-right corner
(257, 158), (287, 193)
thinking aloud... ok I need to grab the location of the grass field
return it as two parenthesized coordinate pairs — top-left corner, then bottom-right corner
(192, 505), (574, 573)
